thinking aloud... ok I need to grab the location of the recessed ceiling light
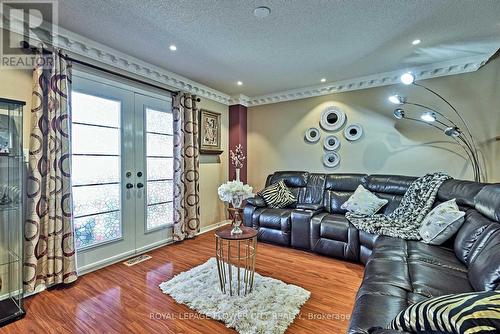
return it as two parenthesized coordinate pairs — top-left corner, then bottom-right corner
(169, 44), (177, 51)
(237, 81), (243, 86)
(320, 78), (326, 83)
(412, 39), (421, 45)
(254, 6), (271, 18)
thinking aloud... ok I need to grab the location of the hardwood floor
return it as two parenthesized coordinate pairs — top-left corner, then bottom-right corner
(3, 232), (364, 334)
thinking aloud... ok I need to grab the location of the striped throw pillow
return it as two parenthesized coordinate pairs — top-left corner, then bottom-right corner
(390, 291), (500, 333)
(259, 180), (297, 209)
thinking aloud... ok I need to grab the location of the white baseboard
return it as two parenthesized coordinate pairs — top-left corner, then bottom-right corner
(198, 220), (231, 235)
(77, 238), (173, 276)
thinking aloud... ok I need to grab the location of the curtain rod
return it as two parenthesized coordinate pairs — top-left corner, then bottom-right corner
(20, 41), (201, 101)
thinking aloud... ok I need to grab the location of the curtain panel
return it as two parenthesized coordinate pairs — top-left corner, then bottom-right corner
(24, 52), (77, 292)
(172, 93), (200, 241)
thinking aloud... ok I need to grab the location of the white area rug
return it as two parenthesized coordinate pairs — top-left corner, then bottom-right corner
(159, 258), (311, 334)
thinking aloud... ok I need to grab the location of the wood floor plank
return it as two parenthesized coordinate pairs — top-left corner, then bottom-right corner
(2, 232), (364, 333)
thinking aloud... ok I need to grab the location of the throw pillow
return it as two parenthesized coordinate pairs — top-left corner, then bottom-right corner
(259, 180), (296, 209)
(419, 199), (465, 245)
(340, 185), (388, 216)
(389, 291), (500, 333)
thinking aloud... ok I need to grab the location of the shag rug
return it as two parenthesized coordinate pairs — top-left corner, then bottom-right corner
(159, 258), (311, 334)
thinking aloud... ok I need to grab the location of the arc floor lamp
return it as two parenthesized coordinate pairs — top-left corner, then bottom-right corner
(389, 73), (483, 182)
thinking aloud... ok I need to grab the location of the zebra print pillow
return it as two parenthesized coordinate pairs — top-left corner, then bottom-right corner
(259, 180), (297, 209)
(389, 291), (500, 333)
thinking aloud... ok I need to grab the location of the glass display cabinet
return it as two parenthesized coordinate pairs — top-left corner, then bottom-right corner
(0, 98), (25, 325)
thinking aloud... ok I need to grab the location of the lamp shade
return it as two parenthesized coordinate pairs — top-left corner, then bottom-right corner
(421, 112), (436, 122)
(388, 95), (405, 105)
(393, 109), (405, 119)
(400, 72), (415, 85)
(444, 126), (461, 137)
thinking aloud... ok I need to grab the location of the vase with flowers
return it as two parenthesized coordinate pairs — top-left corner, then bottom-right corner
(218, 180), (253, 234)
(230, 144), (245, 181)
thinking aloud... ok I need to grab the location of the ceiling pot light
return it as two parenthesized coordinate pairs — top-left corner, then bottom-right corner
(388, 95), (406, 105)
(412, 39), (421, 45)
(393, 109), (405, 119)
(237, 81), (243, 86)
(421, 112), (436, 122)
(444, 126), (461, 137)
(169, 44), (177, 51)
(400, 72), (415, 85)
(320, 78), (326, 83)
(254, 6), (271, 19)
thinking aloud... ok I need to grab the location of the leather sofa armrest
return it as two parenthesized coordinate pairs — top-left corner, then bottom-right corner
(246, 195), (267, 207)
(295, 203), (325, 214)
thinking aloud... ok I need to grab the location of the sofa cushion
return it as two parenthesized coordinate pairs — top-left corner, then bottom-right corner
(258, 208), (292, 230)
(364, 175), (416, 195)
(348, 294), (408, 334)
(310, 213), (359, 261)
(468, 229), (500, 291)
(474, 184), (500, 222)
(419, 199), (465, 245)
(259, 180), (297, 209)
(454, 210), (494, 264)
(390, 291), (500, 334)
(341, 185), (388, 215)
(437, 179), (485, 207)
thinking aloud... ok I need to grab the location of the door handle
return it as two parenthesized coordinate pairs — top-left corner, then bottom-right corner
(126, 183), (134, 189)
(137, 183), (144, 189)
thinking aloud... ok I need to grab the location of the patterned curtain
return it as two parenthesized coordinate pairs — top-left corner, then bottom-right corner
(172, 93), (200, 241)
(24, 52), (77, 292)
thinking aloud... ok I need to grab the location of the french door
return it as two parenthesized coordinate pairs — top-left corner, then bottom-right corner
(71, 72), (173, 272)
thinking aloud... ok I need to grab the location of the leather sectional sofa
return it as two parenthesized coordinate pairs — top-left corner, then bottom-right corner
(243, 171), (500, 334)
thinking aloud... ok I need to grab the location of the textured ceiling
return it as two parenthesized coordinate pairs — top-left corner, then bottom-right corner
(57, 0), (500, 97)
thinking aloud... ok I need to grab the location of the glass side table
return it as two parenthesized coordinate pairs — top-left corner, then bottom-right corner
(215, 225), (258, 296)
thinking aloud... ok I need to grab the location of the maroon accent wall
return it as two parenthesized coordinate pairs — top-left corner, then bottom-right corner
(229, 104), (247, 183)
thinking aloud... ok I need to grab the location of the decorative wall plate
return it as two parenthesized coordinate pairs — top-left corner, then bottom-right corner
(304, 127), (321, 143)
(323, 135), (340, 151)
(323, 152), (340, 168)
(320, 107), (346, 132)
(344, 124), (363, 141)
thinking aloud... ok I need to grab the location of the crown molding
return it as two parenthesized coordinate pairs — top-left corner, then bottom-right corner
(2, 12), (491, 108)
(228, 94), (250, 107)
(3, 15), (231, 105)
(245, 55), (490, 107)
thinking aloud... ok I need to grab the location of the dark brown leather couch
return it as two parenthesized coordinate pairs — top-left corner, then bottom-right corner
(243, 171), (500, 333)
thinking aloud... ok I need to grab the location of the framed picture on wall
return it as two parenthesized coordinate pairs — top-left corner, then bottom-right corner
(199, 109), (223, 154)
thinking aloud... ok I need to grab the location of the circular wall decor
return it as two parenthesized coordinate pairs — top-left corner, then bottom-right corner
(323, 135), (340, 151)
(304, 127), (321, 143)
(320, 107), (346, 131)
(323, 152), (341, 168)
(344, 124), (363, 141)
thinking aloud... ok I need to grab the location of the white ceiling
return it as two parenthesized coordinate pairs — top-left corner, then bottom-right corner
(57, 0), (500, 97)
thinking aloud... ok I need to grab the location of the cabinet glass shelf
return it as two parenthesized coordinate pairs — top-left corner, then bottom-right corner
(0, 98), (25, 326)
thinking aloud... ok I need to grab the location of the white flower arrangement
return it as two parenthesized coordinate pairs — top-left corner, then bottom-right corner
(230, 144), (245, 169)
(217, 180), (254, 203)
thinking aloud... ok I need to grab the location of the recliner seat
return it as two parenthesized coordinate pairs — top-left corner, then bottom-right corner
(243, 171), (500, 333)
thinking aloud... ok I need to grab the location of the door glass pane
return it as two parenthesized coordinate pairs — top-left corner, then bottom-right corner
(147, 180), (173, 205)
(72, 124), (120, 155)
(146, 108), (173, 135)
(71, 92), (122, 249)
(146, 108), (173, 230)
(72, 156), (120, 185)
(147, 157), (173, 181)
(73, 92), (120, 127)
(74, 211), (121, 249)
(147, 203), (173, 229)
(146, 133), (173, 157)
(73, 184), (120, 217)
